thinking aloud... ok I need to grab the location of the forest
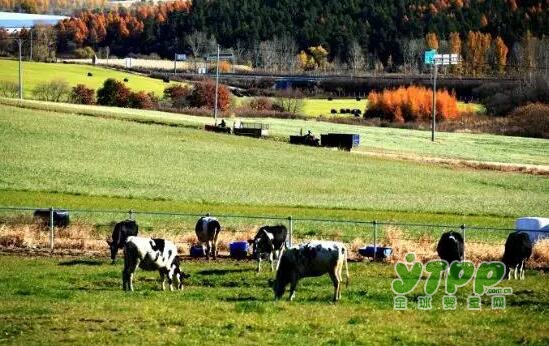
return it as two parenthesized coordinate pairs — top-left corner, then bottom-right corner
(2, 0), (546, 70)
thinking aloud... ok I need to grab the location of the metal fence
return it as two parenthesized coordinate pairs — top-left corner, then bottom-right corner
(0, 206), (541, 261)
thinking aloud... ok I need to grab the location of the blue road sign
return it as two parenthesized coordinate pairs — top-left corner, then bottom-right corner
(175, 54), (187, 61)
(424, 50), (437, 65)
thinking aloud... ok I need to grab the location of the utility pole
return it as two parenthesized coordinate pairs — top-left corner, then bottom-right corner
(18, 38), (23, 100)
(431, 61), (437, 142)
(213, 44), (220, 125)
(173, 53), (177, 75)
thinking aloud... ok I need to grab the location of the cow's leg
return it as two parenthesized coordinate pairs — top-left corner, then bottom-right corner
(520, 261), (526, 280)
(205, 241), (211, 261)
(160, 271), (166, 291)
(329, 271), (340, 302)
(212, 240), (218, 260)
(269, 252), (274, 272)
(257, 256), (262, 273)
(288, 273), (298, 301)
(514, 265), (518, 280)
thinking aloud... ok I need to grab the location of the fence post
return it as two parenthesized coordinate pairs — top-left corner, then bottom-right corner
(49, 207), (54, 251)
(460, 224), (466, 260)
(128, 209), (134, 220)
(288, 216), (293, 247)
(373, 220), (377, 261)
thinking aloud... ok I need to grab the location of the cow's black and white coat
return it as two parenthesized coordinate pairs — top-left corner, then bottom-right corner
(123, 236), (188, 291)
(107, 219), (138, 263)
(502, 232), (532, 280)
(195, 216), (221, 260)
(273, 241), (349, 302)
(250, 225), (287, 272)
(436, 231), (464, 264)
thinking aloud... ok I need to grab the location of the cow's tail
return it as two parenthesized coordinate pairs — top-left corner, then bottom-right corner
(344, 247), (350, 288)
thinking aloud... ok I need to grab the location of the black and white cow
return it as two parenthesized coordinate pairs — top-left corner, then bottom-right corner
(195, 215), (221, 260)
(249, 225), (287, 272)
(436, 231), (464, 264)
(502, 232), (532, 280)
(272, 241), (349, 302)
(106, 219), (139, 263)
(122, 236), (189, 291)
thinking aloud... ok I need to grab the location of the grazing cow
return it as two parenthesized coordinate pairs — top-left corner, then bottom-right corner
(122, 236), (189, 291)
(106, 220), (139, 263)
(195, 215), (221, 260)
(272, 241), (349, 302)
(502, 232), (532, 280)
(437, 231), (464, 264)
(249, 225), (288, 272)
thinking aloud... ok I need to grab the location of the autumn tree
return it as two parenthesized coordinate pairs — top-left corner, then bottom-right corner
(464, 31), (491, 76)
(425, 32), (439, 50)
(494, 36), (509, 74)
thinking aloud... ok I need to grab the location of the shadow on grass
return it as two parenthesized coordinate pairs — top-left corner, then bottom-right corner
(224, 296), (259, 302)
(59, 259), (104, 266)
(196, 268), (252, 276)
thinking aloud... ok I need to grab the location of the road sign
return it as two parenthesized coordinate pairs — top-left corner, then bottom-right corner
(424, 50), (437, 65)
(175, 54), (187, 61)
(432, 53), (460, 65)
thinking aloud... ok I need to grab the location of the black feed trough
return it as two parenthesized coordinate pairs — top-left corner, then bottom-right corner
(321, 133), (360, 151)
(33, 209), (70, 227)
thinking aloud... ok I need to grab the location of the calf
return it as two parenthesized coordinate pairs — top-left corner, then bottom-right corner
(123, 236), (189, 291)
(249, 225), (287, 272)
(195, 215), (221, 260)
(107, 219), (139, 263)
(273, 241), (349, 302)
(502, 232), (532, 280)
(33, 209), (70, 227)
(437, 231), (464, 264)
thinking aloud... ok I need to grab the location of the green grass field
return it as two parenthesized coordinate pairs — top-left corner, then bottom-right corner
(0, 255), (547, 345)
(0, 103), (547, 234)
(301, 98), (483, 117)
(0, 59), (180, 97)
(3, 98), (548, 166)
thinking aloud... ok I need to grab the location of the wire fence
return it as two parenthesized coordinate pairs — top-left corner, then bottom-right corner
(0, 206), (545, 262)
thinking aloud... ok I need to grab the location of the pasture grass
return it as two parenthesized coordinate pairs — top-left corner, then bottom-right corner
(2, 98), (548, 166)
(0, 254), (547, 345)
(0, 104), (547, 224)
(0, 59), (180, 96)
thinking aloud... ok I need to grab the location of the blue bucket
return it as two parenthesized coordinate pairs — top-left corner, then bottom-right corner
(358, 246), (392, 260)
(229, 241), (249, 259)
(190, 245), (206, 258)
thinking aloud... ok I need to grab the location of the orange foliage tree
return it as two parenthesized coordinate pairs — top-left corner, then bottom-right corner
(494, 36), (509, 74)
(188, 80), (231, 111)
(366, 86), (459, 123)
(464, 31), (491, 76)
(425, 32), (439, 50)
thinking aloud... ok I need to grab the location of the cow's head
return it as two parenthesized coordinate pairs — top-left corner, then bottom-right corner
(272, 248), (297, 299)
(106, 239), (118, 263)
(171, 257), (191, 289)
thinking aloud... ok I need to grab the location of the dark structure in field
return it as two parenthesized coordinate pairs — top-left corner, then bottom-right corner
(33, 209), (70, 227)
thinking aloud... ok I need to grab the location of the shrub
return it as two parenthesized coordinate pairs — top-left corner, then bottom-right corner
(74, 46), (95, 59)
(123, 78), (129, 82)
(0, 80), (19, 98)
(273, 88), (304, 115)
(128, 91), (154, 109)
(504, 103), (549, 138)
(366, 86), (459, 123)
(32, 79), (71, 102)
(330, 109), (337, 114)
(219, 61), (232, 73)
(87, 72), (93, 77)
(249, 97), (273, 111)
(97, 79), (131, 107)
(164, 84), (192, 108)
(188, 80), (231, 111)
(70, 84), (95, 105)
